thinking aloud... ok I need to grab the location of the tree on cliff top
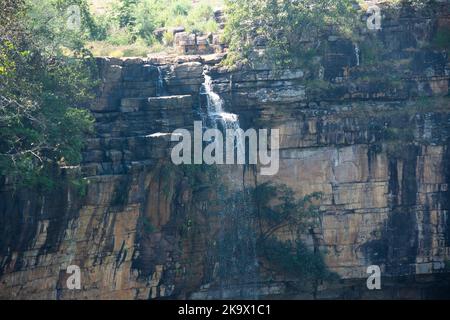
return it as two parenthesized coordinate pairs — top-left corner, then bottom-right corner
(223, 0), (358, 67)
(0, 0), (95, 189)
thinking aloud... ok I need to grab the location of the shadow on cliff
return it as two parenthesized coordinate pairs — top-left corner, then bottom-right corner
(0, 168), (84, 276)
(361, 145), (420, 275)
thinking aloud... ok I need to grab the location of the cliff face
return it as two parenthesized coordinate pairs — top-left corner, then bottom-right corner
(1, 3), (450, 299)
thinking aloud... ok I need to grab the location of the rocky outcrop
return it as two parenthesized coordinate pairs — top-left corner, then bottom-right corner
(0, 2), (450, 299)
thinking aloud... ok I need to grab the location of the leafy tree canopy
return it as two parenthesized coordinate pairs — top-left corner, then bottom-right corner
(0, 0), (96, 189)
(224, 0), (358, 67)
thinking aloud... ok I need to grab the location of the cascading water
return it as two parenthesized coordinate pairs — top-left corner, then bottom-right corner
(156, 66), (167, 97)
(201, 68), (259, 299)
(355, 43), (360, 67)
(202, 74), (239, 125)
(201, 72), (245, 162)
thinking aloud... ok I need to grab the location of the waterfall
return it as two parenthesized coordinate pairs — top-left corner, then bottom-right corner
(201, 71), (245, 163)
(202, 74), (239, 126)
(156, 66), (167, 97)
(355, 43), (360, 67)
(201, 69), (259, 299)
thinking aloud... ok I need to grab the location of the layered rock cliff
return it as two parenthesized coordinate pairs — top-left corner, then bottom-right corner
(1, 2), (450, 299)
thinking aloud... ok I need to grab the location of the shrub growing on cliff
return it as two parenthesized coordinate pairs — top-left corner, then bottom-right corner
(253, 182), (322, 239)
(258, 238), (335, 283)
(252, 182), (336, 284)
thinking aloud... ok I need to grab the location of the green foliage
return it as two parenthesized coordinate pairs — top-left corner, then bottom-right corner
(163, 31), (175, 46)
(224, 0), (358, 67)
(359, 38), (384, 66)
(90, 16), (111, 41)
(384, 127), (415, 142)
(258, 238), (336, 281)
(180, 164), (218, 191)
(116, 0), (139, 29)
(433, 28), (450, 50)
(90, 0), (219, 50)
(305, 79), (332, 91)
(132, 0), (158, 44)
(107, 27), (137, 46)
(445, 260), (450, 271)
(26, 0), (99, 53)
(0, 0), (96, 188)
(143, 216), (157, 234)
(253, 182), (322, 240)
(251, 182), (334, 283)
(184, 3), (219, 34)
(70, 177), (89, 197)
